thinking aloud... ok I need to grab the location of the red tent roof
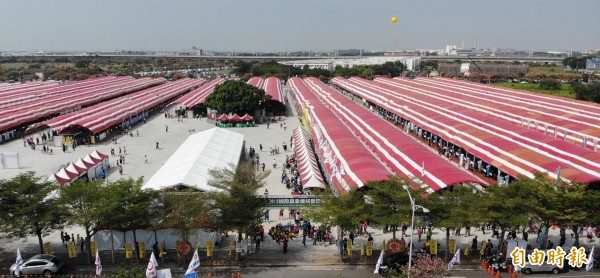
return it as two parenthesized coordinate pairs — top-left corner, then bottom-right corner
(218, 113), (229, 121)
(305, 77), (485, 192)
(241, 113), (254, 121)
(288, 77), (391, 193)
(229, 113), (242, 122)
(332, 76), (600, 184)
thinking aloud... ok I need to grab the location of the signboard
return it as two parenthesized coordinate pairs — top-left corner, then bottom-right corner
(176, 240), (192, 256)
(367, 241), (373, 256)
(157, 269), (173, 278)
(206, 240), (213, 257)
(124, 243), (133, 259)
(68, 242), (77, 258)
(265, 197), (320, 207)
(242, 239), (248, 252)
(449, 239), (456, 254)
(236, 240), (243, 253)
(44, 242), (52, 254)
(90, 241), (97, 256)
(139, 242), (146, 258)
(430, 240), (438, 255)
(347, 240), (353, 256)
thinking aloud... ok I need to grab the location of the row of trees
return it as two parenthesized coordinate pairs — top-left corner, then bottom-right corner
(232, 60), (408, 82)
(0, 162), (267, 264)
(305, 174), (600, 261)
(0, 56), (231, 82)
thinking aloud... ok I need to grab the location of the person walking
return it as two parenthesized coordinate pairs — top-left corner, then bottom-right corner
(144, 155), (148, 164)
(156, 142), (159, 149)
(426, 228), (432, 242)
(165, 125), (168, 132)
(417, 227), (423, 242)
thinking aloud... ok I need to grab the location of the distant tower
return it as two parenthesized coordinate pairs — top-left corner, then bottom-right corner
(475, 37), (478, 50)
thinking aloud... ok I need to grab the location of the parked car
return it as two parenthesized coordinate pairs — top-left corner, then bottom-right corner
(521, 261), (563, 275)
(9, 254), (64, 276)
(378, 253), (410, 276)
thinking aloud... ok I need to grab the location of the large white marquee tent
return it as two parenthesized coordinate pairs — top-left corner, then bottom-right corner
(143, 127), (245, 192)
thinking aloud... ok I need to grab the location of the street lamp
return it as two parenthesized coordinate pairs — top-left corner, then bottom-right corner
(403, 185), (429, 277)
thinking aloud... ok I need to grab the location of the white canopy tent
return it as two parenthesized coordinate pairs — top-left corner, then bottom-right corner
(143, 127), (245, 192)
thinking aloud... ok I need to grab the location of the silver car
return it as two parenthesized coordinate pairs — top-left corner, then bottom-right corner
(521, 261), (563, 275)
(9, 254), (64, 276)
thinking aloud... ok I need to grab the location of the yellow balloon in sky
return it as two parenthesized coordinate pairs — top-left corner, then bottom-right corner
(391, 17), (398, 23)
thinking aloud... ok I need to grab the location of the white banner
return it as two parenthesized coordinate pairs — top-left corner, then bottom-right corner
(156, 269), (172, 278)
(93, 229), (221, 251)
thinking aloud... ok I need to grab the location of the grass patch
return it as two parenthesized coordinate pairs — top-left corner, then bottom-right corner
(0, 63), (28, 70)
(491, 82), (576, 99)
(213, 69), (231, 74)
(528, 66), (568, 75)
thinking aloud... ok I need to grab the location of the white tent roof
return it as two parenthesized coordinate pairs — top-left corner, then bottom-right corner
(143, 127), (245, 192)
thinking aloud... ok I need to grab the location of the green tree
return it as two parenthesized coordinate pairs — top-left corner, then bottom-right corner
(424, 186), (479, 260)
(552, 183), (600, 247)
(204, 80), (271, 115)
(103, 178), (158, 261)
(539, 78), (561, 90)
(0, 172), (65, 254)
(59, 179), (107, 263)
(158, 192), (211, 242)
(479, 181), (536, 252)
(205, 162), (268, 244)
(303, 190), (369, 259)
(363, 178), (415, 239)
(572, 83), (600, 103)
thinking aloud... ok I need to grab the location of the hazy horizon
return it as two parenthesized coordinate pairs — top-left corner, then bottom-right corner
(1, 0), (598, 52)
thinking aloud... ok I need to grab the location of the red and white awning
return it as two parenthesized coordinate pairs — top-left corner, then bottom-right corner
(293, 127), (326, 190)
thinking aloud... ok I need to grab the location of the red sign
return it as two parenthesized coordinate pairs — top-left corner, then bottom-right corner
(176, 240), (192, 256)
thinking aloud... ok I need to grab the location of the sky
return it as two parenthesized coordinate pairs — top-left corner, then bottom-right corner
(1, 0), (599, 52)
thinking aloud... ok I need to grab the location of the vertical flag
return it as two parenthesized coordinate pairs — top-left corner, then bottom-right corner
(583, 137), (588, 148)
(586, 246), (594, 271)
(95, 250), (102, 276)
(145, 252), (158, 278)
(374, 248), (384, 274)
(421, 161), (425, 177)
(448, 248), (461, 270)
(15, 248), (23, 276)
(185, 249), (201, 276)
(563, 129), (568, 141)
(594, 138), (598, 152)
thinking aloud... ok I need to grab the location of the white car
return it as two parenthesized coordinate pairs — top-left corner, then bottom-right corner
(9, 254), (64, 277)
